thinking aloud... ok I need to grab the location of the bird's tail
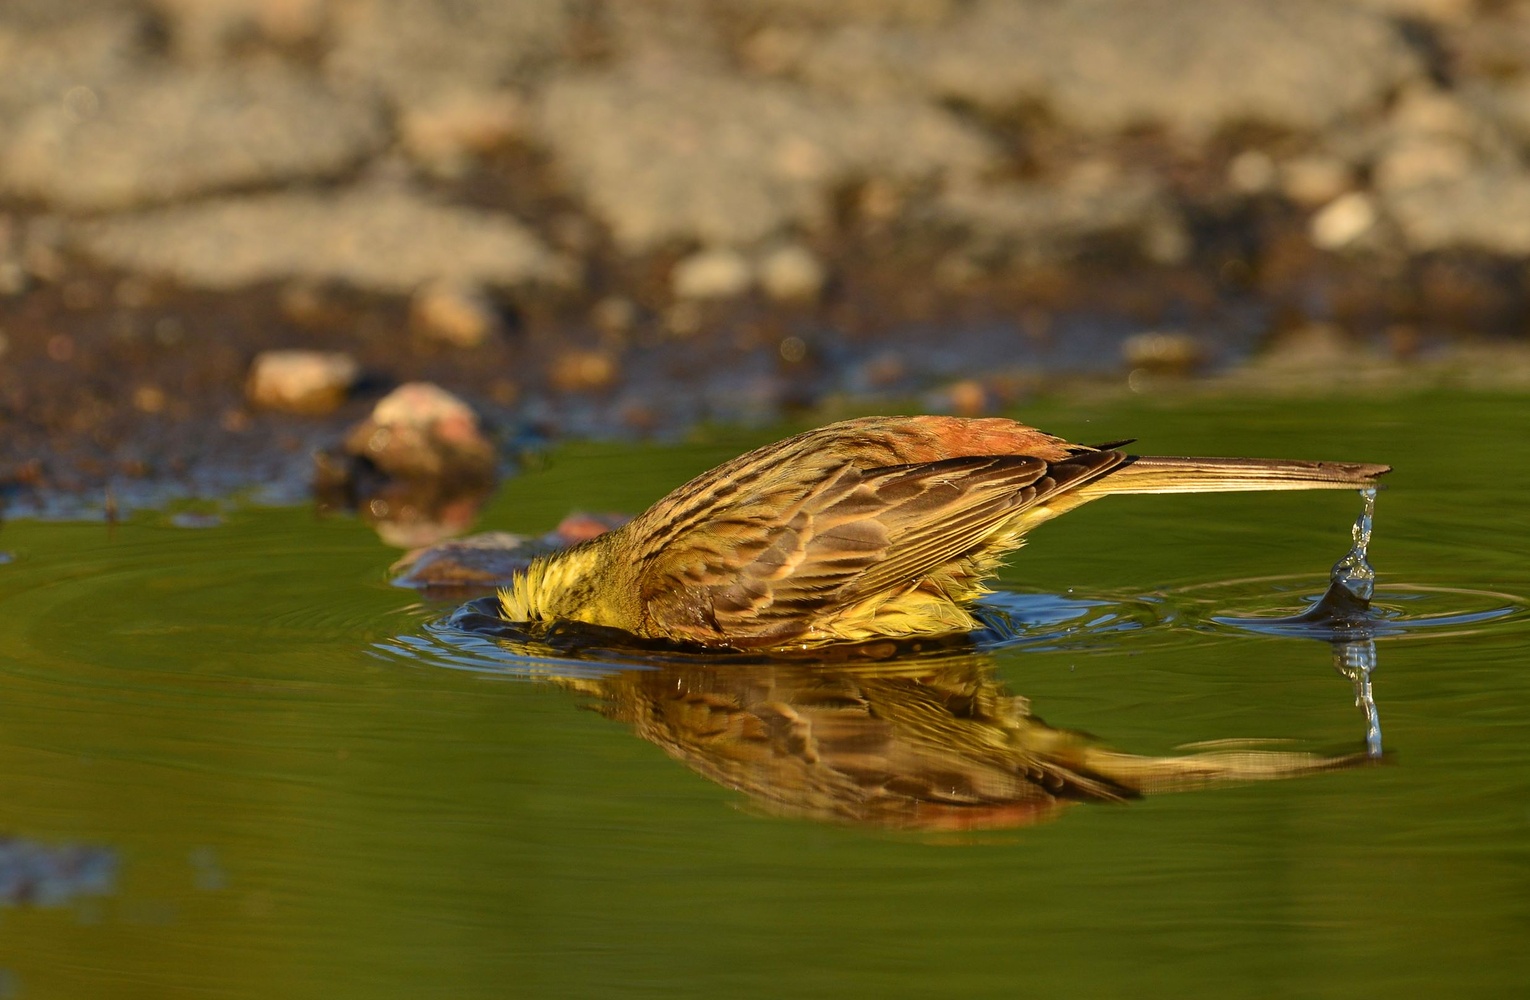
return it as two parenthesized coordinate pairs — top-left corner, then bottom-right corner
(1079, 455), (1391, 497)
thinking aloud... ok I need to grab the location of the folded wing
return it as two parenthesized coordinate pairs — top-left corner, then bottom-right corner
(636, 449), (1126, 645)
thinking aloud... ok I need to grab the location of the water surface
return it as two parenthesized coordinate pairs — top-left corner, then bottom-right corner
(2, 392), (1528, 998)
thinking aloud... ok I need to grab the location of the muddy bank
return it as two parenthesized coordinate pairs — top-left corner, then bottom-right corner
(4, 0), (1530, 518)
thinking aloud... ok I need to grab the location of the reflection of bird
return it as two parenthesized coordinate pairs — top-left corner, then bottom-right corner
(580, 656), (1371, 831)
(500, 415), (1389, 648)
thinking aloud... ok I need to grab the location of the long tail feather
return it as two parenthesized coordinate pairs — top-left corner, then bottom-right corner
(1081, 455), (1391, 496)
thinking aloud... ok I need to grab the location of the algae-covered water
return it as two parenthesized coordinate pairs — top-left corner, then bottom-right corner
(2, 392), (1528, 999)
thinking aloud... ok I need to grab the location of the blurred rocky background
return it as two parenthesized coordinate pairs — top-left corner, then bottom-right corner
(3, 0), (1530, 521)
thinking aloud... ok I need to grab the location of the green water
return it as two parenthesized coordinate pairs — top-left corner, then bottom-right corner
(2, 392), (1529, 999)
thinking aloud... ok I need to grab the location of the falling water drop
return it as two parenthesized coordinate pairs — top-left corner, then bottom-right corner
(1330, 488), (1382, 757)
(1334, 638), (1383, 758)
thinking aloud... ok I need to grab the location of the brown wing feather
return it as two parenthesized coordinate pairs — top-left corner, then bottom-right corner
(637, 448), (1126, 644)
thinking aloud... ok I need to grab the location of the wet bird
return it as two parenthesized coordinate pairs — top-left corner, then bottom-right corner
(499, 415), (1389, 648)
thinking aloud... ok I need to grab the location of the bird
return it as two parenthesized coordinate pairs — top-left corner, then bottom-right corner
(499, 415), (1390, 649)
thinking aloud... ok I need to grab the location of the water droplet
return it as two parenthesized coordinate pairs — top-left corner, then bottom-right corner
(1330, 487), (1376, 603)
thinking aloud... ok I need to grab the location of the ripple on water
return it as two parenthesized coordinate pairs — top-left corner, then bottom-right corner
(1163, 576), (1530, 642)
(384, 577), (1530, 679)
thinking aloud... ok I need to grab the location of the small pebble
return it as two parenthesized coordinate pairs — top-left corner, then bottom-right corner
(1227, 150), (1278, 194)
(1310, 192), (1379, 250)
(671, 247), (753, 300)
(246, 350), (359, 415)
(410, 279), (503, 348)
(1281, 154), (1355, 207)
(400, 90), (526, 173)
(758, 244), (826, 302)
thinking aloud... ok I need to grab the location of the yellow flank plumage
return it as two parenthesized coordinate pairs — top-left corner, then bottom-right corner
(498, 415), (1390, 649)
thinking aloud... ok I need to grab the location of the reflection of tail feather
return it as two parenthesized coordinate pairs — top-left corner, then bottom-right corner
(1082, 747), (1374, 796)
(584, 660), (1373, 830)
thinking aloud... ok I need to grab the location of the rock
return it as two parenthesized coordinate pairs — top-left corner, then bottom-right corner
(1374, 139), (1477, 194)
(246, 349), (360, 415)
(389, 530), (537, 590)
(534, 64), (995, 250)
(326, 0), (570, 107)
(936, 165), (1185, 264)
(1310, 192), (1379, 251)
(390, 512), (630, 591)
(1371, 86), (1511, 196)
(758, 243), (827, 302)
(316, 389), (498, 548)
(410, 279), (504, 348)
(802, 0), (1420, 136)
(0, 65), (386, 211)
(671, 247), (754, 300)
(69, 186), (564, 294)
(1386, 170), (1530, 255)
(0, 13), (142, 123)
(342, 381), (495, 482)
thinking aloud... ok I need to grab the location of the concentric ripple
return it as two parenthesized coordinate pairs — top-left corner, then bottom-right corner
(382, 575), (1530, 678)
(1159, 575), (1530, 641)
